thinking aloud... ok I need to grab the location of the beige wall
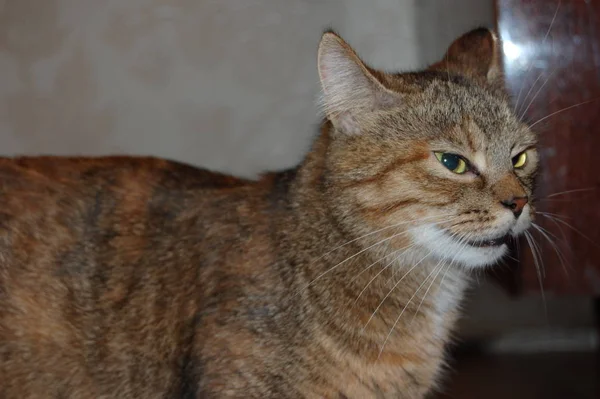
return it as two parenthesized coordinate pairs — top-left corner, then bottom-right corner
(0, 0), (493, 177)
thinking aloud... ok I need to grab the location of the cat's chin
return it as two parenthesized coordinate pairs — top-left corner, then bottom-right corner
(410, 224), (510, 269)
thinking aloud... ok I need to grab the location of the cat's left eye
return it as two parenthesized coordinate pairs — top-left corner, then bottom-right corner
(434, 152), (469, 174)
(512, 152), (527, 169)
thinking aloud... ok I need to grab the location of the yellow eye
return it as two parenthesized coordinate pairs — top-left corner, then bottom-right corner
(435, 152), (468, 174)
(512, 152), (527, 169)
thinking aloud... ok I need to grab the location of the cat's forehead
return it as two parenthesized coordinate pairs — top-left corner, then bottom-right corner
(398, 75), (535, 152)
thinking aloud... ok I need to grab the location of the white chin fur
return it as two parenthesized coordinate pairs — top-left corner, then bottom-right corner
(512, 204), (532, 235)
(410, 224), (508, 269)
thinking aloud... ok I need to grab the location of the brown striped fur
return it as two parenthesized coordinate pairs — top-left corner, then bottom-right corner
(0, 29), (537, 398)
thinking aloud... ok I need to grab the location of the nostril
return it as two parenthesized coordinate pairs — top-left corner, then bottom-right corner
(501, 196), (528, 217)
(501, 199), (517, 210)
(514, 209), (523, 218)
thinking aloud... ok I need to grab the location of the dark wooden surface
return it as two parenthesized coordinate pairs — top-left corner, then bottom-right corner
(496, 0), (600, 295)
(432, 352), (598, 398)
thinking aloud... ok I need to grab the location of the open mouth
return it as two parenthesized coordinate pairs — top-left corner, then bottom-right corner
(466, 235), (510, 248)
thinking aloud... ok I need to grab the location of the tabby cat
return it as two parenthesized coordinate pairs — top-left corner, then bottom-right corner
(0, 28), (537, 398)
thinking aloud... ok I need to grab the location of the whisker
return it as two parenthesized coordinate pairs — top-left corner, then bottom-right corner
(531, 230), (546, 278)
(437, 234), (474, 290)
(542, 0), (561, 43)
(532, 222), (569, 276)
(514, 234), (521, 264)
(513, 0), (561, 113)
(409, 260), (449, 327)
(362, 249), (433, 331)
(517, 69), (547, 117)
(532, 221), (561, 241)
(348, 243), (415, 288)
(294, 217), (457, 297)
(536, 211), (571, 221)
(310, 213), (454, 265)
(377, 259), (445, 360)
(505, 254), (519, 263)
(537, 198), (588, 203)
(539, 213), (599, 248)
(536, 212), (570, 251)
(529, 97), (600, 130)
(437, 259), (454, 295)
(352, 244), (416, 305)
(519, 69), (558, 120)
(544, 187), (597, 199)
(385, 231), (471, 359)
(513, 64), (538, 115)
(524, 231), (547, 319)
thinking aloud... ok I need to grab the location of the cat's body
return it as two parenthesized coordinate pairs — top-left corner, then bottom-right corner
(0, 29), (537, 398)
(0, 145), (463, 398)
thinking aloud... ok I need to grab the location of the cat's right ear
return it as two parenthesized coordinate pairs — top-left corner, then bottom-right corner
(317, 32), (401, 135)
(431, 27), (502, 85)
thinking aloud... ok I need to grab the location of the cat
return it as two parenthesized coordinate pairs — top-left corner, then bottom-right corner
(0, 27), (537, 398)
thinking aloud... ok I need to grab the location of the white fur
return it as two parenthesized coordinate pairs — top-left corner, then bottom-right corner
(472, 151), (488, 172)
(512, 204), (532, 235)
(410, 224), (507, 268)
(431, 268), (468, 337)
(409, 204), (533, 269)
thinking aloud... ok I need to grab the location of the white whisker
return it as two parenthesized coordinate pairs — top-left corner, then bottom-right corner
(362, 250), (433, 331)
(311, 213), (454, 264)
(513, 0), (561, 113)
(348, 243), (415, 288)
(524, 231), (547, 319)
(517, 69), (546, 116)
(538, 213), (599, 248)
(529, 98), (600, 129)
(412, 230), (473, 326)
(409, 260), (448, 327)
(532, 222), (569, 276)
(536, 212), (570, 253)
(294, 218), (455, 297)
(352, 244), (417, 305)
(378, 231), (473, 358)
(545, 187), (596, 198)
(377, 259), (444, 359)
(519, 69), (557, 120)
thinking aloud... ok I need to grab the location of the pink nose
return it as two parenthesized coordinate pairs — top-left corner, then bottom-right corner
(501, 196), (528, 218)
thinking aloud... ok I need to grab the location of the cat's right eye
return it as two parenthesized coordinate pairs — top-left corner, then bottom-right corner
(434, 152), (469, 174)
(512, 152), (527, 169)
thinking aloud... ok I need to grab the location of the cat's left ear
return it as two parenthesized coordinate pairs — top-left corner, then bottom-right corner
(317, 31), (402, 135)
(431, 28), (502, 85)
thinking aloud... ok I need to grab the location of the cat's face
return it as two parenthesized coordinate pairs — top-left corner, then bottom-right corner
(318, 29), (537, 268)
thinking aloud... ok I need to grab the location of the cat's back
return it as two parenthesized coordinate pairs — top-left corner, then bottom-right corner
(0, 156), (282, 398)
(0, 156), (263, 269)
(0, 155), (255, 232)
(0, 155), (251, 200)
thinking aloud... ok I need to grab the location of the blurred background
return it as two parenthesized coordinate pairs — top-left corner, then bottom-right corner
(1, 0), (598, 397)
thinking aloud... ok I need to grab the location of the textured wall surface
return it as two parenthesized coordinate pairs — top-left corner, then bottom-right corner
(0, 0), (493, 177)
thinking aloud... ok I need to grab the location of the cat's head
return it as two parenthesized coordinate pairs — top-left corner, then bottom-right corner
(317, 28), (537, 268)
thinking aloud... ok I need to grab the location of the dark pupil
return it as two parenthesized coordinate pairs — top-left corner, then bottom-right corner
(442, 154), (460, 171)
